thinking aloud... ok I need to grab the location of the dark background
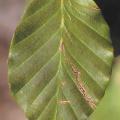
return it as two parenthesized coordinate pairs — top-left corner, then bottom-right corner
(0, 0), (120, 120)
(95, 0), (120, 56)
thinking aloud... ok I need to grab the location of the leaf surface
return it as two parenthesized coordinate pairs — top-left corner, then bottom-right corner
(9, 0), (113, 120)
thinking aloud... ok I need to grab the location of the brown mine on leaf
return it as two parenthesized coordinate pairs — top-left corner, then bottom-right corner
(59, 47), (96, 109)
(70, 62), (96, 109)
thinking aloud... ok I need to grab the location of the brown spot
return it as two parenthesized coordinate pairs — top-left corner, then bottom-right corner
(88, 4), (100, 11)
(61, 81), (66, 86)
(59, 40), (64, 52)
(90, 6), (100, 11)
(58, 100), (70, 105)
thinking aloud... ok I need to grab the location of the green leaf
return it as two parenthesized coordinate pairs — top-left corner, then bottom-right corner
(89, 57), (120, 120)
(8, 0), (113, 120)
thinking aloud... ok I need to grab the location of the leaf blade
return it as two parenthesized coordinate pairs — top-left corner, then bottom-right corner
(9, 0), (113, 120)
